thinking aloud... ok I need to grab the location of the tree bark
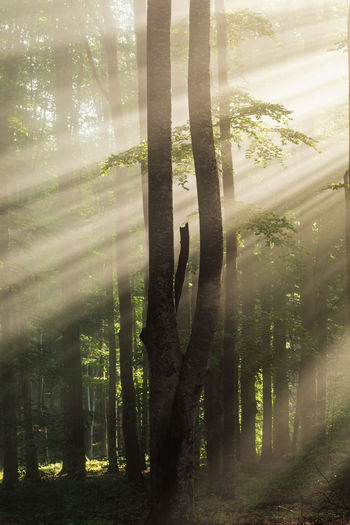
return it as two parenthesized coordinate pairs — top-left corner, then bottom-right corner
(19, 321), (40, 481)
(144, 0), (182, 517)
(240, 245), (257, 466)
(0, 45), (18, 489)
(105, 233), (119, 473)
(272, 263), (290, 457)
(143, 0), (223, 521)
(100, 0), (142, 482)
(315, 219), (329, 442)
(260, 248), (272, 461)
(215, 0), (240, 474)
(54, 2), (85, 479)
(204, 340), (223, 494)
(346, 2), (350, 324)
(133, 0), (149, 467)
(299, 208), (317, 449)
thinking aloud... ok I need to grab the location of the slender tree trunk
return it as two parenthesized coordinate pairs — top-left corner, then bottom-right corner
(260, 248), (272, 461)
(100, 0), (142, 481)
(0, 52), (18, 487)
(299, 208), (317, 449)
(1, 340), (17, 488)
(86, 363), (95, 460)
(315, 220), (329, 442)
(215, 0), (239, 475)
(133, 0), (148, 230)
(291, 381), (301, 452)
(105, 233), (119, 472)
(272, 271), (290, 456)
(193, 404), (201, 470)
(133, 0), (149, 466)
(346, 3), (350, 325)
(240, 246), (257, 466)
(0, 104), (18, 488)
(20, 322), (40, 481)
(54, 3), (85, 478)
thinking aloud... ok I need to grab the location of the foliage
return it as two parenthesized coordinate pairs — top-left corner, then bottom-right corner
(245, 209), (297, 246)
(327, 182), (350, 191)
(102, 88), (318, 183)
(225, 9), (277, 47)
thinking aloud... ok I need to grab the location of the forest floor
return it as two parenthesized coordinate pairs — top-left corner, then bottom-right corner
(1, 453), (350, 525)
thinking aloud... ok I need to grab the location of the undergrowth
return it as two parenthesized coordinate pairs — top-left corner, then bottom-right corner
(1, 452), (350, 524)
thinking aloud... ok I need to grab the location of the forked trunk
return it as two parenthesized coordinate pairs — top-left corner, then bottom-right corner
(144, 0), (223, 522)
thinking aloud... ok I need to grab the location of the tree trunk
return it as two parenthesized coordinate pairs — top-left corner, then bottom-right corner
(105, 233), (119, 473)
(0, 54), (18, 488)
(346, 3), (350, 325)
(133, 0), (149, 467)
(20, 322), (40, 481)
(260, 248), (272, 461)
(100, 0), (142, 482)
(204, 341), (223, 494)
(299, 208), (317, 449)
(54, 3), (85, 479)
(215, 0), (239, 474)
(315, 220), (329, 442)
(240, 245), (257, 466)
(143, 0), (223, 521)
(272, 268), (290, 457)
(0, 109), (18, 488)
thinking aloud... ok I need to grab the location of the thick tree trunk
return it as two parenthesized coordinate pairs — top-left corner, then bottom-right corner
(100, 0), (142, 482)
(165, 0), (223, 513)
(144, 0), (182, 518)
(204, 341), (223, 494)
(144, 0), (223, 522)
(215, 0), (239, 474)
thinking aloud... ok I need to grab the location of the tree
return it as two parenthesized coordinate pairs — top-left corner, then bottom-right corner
(272, 253), (290, 456)
(215, 0), (240, 476)
(0, 10), (21, 487)
(345, 1), (350, 325)
(299, 207), (317, 449)
(142, 0), (223, 521)
(133, 0), (149, 466)
(54, 0), (86, 479)
(99, 0), (142, 481)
